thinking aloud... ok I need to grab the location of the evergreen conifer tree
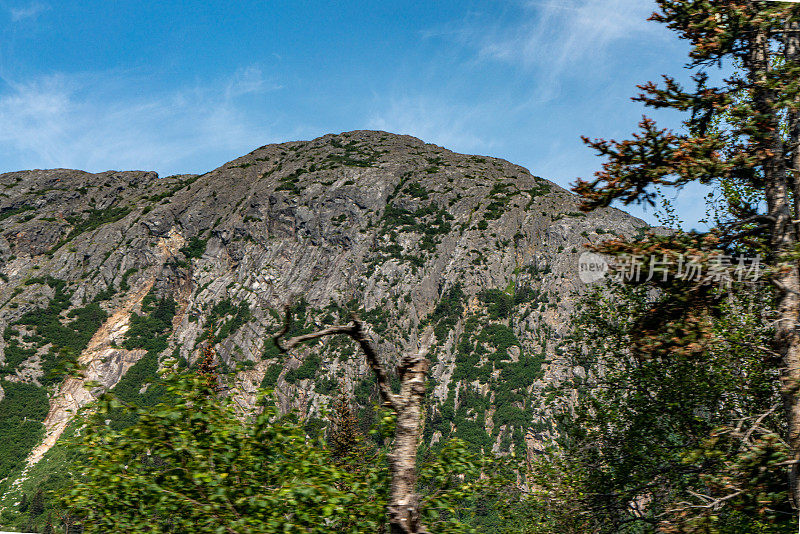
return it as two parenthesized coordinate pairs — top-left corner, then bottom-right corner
(573, 1), (800, 519)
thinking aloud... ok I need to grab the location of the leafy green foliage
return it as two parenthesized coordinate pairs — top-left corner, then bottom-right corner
(0, 204), (33, 221)
(361, 305), (391, 336)
(323, 138), (379, 168)
(0, 382), (49, 480)
(498, 353), (544, 390)
(427, 276), (547, 456)
(376, 193), (454, 263)
(282, 298), (314, 338)
(406, 182), (430, 200)
(145, 174), (202, 202)
(562, 4), (800, 523)
(262, 337), (281, 360)
(275, 167), (306, 193)
(109, 352), (163, 415)
(381, 202), (452, 235)
(478, 323), (519, 361)
(527, 281), (792, 533)
(108, 292), (178, 428)
(483, 181), (514, 221)
(118, 267), (138, 292)
(524, 181), (552, 208)
(64, 371), (381, 533)
(0, 335), (36, 376)
(61, 369), (496, 533)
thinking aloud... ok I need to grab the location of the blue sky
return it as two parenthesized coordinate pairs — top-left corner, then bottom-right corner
(0, 0), (708, 227)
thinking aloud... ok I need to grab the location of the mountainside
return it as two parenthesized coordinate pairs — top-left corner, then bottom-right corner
(0, 130), (647, 506)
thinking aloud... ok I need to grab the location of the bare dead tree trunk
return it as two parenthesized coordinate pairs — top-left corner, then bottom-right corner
(273, 307), (430, 533)
(386, 351), (429, 534)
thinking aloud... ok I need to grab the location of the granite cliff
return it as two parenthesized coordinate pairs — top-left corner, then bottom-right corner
(0, 131), (647, 503)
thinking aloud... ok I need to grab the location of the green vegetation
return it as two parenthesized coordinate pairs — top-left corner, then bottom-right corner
(1, 277), (108, 384)
(275, 166), (307, 193)
(0, 205), (33, 221)
(109, 291), (178, 426)
(229, 161), (256, 169)
(58, 369), (498, 533)
(498, 353), (544, 390)
(206, 298), (252, 342)
(452, 389), (493, 452)
(0, 381), (49, 480)
(122, 294), (176, 354)
(314, 375), (338, 395)
(377, 200), (454, 263)
(524, 180), (552, 209)
(323, 138), (380, 167)
(533, 3), (800, 531)
(478, 289), (513, 320)
(482, 181), (515, 221)
(64, 206), (132, 241)
(0, 418), (85, 533)
(179, 236), (208, 259)
(523, 280), (793, 533)
(450, 340), (489, 384)
(145, 174), (202, 202)
(381, 202), (452, 234)
(284, 353), (321, 383)
(406, 182), (430, 200)
(1, 326), (36, 375)
(260, 362), (282, 388)
(118, 267), (138, 291)
(428, 284), (465, 342)
(6, 10), (798, 527)
(424, 278), (543, 459)
(281, 298), (314, 338)
(478, 323), (519, 361)
(262, 337), (282, 359)
(361, 305), (392, 336)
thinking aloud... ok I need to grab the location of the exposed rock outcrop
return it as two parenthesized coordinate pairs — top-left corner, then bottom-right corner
(0, 131), (648, 496)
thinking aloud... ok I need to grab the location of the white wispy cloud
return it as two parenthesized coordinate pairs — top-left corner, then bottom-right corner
(225, 65), (283, 99)
(437, 0), (666, 101)
(9, 1), (47, 21)
(481, 0), (659, 67)
(367, 96), (494, 155)
(0, 66), (284, 175)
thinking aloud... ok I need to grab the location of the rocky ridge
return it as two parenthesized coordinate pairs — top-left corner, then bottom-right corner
(0, 130), (647, 502)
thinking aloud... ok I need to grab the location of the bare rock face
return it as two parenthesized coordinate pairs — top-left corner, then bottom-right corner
(0, 130), (647, 484)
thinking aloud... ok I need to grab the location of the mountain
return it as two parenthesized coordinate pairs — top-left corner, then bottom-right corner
(0, 130), (647, 508)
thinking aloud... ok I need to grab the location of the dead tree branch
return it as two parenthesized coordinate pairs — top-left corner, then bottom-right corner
(272, 306), (400, 411)
(272, 303), (432, 534)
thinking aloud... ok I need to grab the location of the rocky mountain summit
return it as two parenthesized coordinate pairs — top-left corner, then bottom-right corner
(0, 130), (647, 501)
